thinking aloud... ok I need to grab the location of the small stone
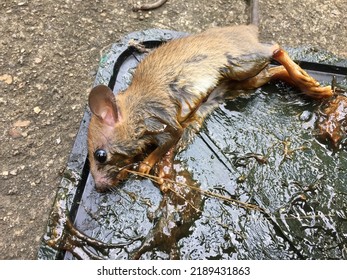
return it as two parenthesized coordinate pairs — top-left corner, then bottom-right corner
(18, 82), (26, 89)
(10, 169), (17, 176)
(21, 131), (28, 137)
(35, 83), (44, 90)
(0, 97), (7, 105)
(130, 13), (138, 19)
(34, 57), (42, 64)
(2, 171), (9, 176)
(8, 187), (18, 195)
(33, 106), (41, 114)
(14, 229), (22, 236)
(56, 137), (61, 144)
(35, 178), (41, 184)
(331, 9), (341, 16)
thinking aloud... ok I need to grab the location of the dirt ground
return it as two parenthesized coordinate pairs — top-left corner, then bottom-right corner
(0, 0), (346, 259)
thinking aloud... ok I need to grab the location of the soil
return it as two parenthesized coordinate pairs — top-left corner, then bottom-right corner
(0, 0), (346, 259)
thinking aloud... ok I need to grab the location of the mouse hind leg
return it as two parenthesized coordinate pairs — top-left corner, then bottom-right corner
(226, 65), (290, 90)
(227, 50), (333, 99)
(272, 48), (333, 98)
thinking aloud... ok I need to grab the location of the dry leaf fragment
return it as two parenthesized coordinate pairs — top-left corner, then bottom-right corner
(14, 120), (31, 127)
(0, 74), (13, 85)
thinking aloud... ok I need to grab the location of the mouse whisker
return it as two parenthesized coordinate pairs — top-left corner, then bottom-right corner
(126, 169), (263, 212)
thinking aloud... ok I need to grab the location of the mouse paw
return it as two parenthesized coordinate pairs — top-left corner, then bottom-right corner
(158, 179), (173, 193)
(273, 48), (332, 99)
(303, 85), (333, 99)
(138, 162), (152, 174)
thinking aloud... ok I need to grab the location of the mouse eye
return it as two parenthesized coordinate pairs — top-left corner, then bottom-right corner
(94, 149), (107, 163)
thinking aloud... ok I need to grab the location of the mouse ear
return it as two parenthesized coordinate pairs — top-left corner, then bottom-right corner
(88, 85), (119, 127)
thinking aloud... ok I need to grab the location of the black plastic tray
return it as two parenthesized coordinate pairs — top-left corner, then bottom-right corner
(38, 29), (347, 260)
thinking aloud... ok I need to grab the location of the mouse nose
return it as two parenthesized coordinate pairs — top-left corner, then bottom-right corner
(95, 183), (112, 193)
(94, 178), (120, 193)
(89, 165), (130, 192)
(89, 172), (118, 193)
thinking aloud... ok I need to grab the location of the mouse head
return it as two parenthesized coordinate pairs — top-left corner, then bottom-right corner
(87, 85), (147, 192)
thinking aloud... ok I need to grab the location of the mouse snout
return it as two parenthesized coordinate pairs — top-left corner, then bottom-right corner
(90, 167), (130, 192)
(88, 167), (115, 192)
(91, 175), (117, 193)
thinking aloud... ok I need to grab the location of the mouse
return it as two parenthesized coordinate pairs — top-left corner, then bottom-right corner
(87, 2), (333, 193)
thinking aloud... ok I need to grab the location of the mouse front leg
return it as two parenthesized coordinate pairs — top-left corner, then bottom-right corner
(138, 125), (183, 176)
